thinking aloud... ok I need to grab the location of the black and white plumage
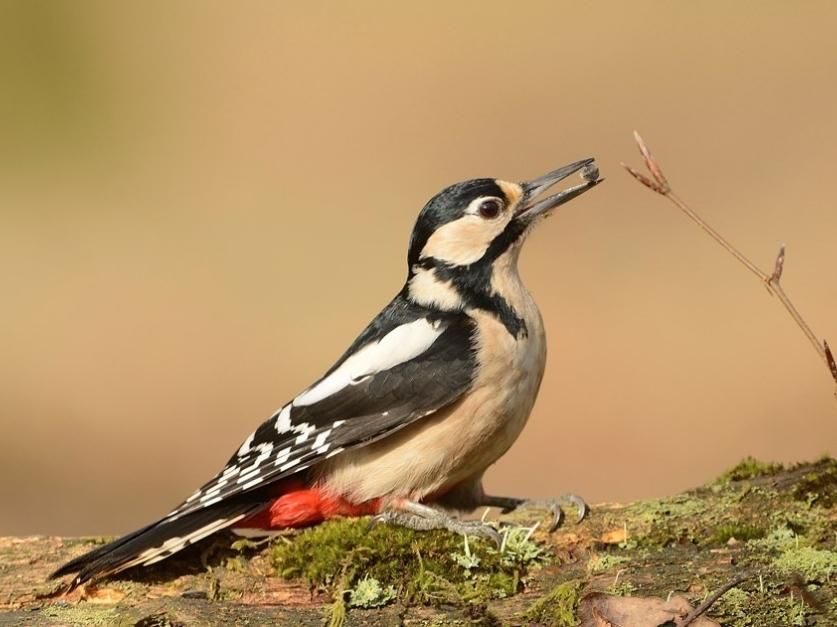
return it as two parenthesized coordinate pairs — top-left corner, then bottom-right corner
(52, 159), (602, 589)
(169, 304), (478, 520)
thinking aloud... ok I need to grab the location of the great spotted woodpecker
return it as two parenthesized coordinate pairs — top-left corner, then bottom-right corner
(52, 158), (602, 589)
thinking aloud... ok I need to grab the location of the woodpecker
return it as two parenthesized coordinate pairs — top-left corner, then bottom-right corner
(52, 158), (602, 590)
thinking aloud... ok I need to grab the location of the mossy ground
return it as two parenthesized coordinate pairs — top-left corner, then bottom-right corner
(567, 456), (837, 626)
(269, 518), (546, 624)
(264, 456), (835, 625)
(1, 457), (834, 626)
(524, 580), (583, 626)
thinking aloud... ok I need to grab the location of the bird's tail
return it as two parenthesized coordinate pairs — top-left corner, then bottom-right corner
(50, 501), (263, 591)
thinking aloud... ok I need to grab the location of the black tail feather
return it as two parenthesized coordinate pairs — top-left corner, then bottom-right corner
(51, 501), (262, 590)
(51, 520), (158, 578)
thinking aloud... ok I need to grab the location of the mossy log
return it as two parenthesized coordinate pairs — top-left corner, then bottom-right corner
(1, 458), (835, 626)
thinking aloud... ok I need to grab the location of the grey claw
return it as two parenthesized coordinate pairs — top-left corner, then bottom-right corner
(563, 493), (589, 524)
(367, 511), (392, 531)
(518, 494), (589, 532)
(484, 528), (502, 547)
(547, 503), (564, 533)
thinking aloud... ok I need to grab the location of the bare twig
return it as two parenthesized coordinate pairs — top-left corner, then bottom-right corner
(678, 572), (753, 627)
(770, 245), (785, 283)
(623, 131), (837, 397)
(825, 340), (837, 381)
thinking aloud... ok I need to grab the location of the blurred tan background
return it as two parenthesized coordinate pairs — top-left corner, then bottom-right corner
(1, 2), (836, 536)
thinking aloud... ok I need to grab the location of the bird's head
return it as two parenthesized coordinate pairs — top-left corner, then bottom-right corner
(406, 158), (602, 312)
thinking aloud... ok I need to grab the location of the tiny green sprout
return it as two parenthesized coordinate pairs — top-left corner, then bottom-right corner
(451, 534), (481, 575)
(497, 523), (546, 567)
(787, 592), (808, 626)
(618, 522), (638, 551)
(347, 575), (396, 609)
(607, 580), (637, 597)
(605, 569), (636, 596)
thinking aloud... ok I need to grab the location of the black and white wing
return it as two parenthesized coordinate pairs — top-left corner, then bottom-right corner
(166, 294), (478, 521)
(52, 294), (478, 588)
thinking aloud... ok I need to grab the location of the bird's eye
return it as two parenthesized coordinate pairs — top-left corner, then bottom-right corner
(478, 199), (503, 219)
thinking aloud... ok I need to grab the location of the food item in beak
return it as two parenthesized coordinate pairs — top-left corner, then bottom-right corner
(580, 162), (600, 183)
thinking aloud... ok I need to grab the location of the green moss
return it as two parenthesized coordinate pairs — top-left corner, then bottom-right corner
(710, 521), (767, 544)
(619, 494), (710, 548)
(790, 458), (837, 508)
(270, 518), (546, 607)
(715, 586), (750, 619)
(524, 580), (583, 626)
(717, 457), (783, 484)
(712, 588), (816, 627)
(634, 495), (708, 522)
(713, 586), (834, 627)
(774, 546), (837, 583)
(748, 526), (800, 552)
(38, 605), (123, 626)
(586, 553), (630, 574)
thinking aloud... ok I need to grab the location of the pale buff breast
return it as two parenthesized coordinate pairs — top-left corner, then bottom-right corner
(316, 253), (546, 504)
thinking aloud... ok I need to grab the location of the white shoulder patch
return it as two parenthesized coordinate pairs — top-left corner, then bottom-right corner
(236, 432), (255, 457)
(293, 317), (445, 407)
(274, 405), (292, 433)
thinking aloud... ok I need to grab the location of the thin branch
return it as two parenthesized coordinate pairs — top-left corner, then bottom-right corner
(770, 245), (785, 283)
(678, 572), (753, 627)
(825, 340), (837, 381)
(623, 131), (837, 397)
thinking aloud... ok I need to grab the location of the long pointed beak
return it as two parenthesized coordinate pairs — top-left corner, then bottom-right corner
(517, 158), (602, 221)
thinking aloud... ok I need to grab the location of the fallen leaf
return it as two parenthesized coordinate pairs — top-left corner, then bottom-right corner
(591, 605), (617, 626)
(599, 528), (628, 544)
(579, 593), (721, 627)
(82, 587), (126, 604)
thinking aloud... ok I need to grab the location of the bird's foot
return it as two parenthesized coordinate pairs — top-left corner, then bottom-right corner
(480, 494), (589, 532)
(371, 500), (501, 545)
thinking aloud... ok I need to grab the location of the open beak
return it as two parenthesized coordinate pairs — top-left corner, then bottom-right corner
(516, 158), (602, 222)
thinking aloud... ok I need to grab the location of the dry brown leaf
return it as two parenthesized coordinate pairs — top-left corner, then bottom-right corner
(599, 528), (628, 544)
(81, 586), (126, 604)
(591, 604), (617, 626)
(579, 593), (721, 627)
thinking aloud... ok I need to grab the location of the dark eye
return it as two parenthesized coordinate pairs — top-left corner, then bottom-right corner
(478, 198), (502, 219)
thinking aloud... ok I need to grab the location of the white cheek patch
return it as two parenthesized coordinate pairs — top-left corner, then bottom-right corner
(420, 215), (509, 266)
(408, 267), (463, 310)
(293, 318), (445, 407)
